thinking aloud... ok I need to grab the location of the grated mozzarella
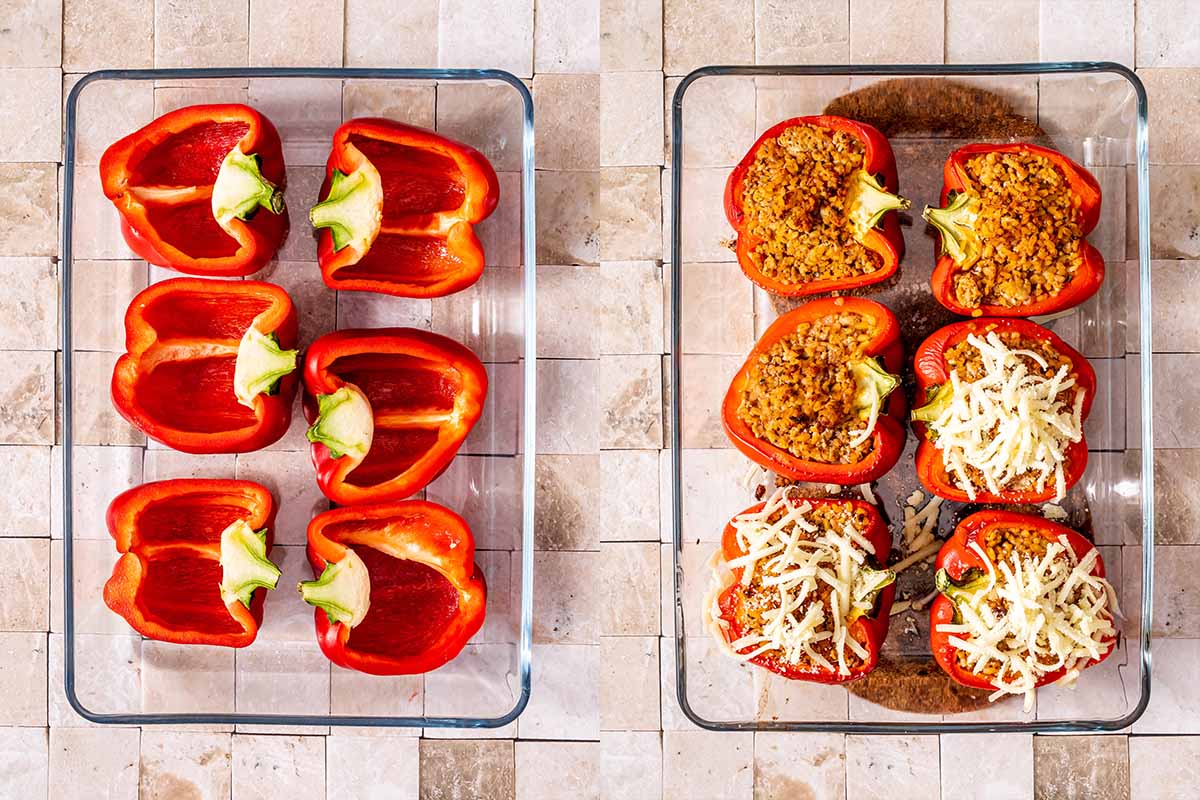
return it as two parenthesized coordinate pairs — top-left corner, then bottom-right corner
(925, 332), (1084, 502)
(936, 537), (1117, 711)
(705, 486), (890, 676)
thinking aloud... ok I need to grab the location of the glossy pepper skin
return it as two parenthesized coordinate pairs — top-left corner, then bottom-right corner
(302, 501), (486, 675)
(926, 142), (1104, 317)
(723, 115), (907, 297)
(930, 510), (1115, 691)
(911, 317), (1095, 504)
(100, 104), (287, 276)
(309, 118), (499, 298)
(714, 497), (894, 683)
(111, 278), (299, 454)
(104, 479), (277, 647)
(303, 328), (487, 505)
(721, 297), (906, 485)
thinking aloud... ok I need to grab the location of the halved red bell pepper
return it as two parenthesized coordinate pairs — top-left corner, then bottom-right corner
(911, 317), (1095, 503)
(100, 104), (288, 277)
(930, 510), (1116, 692)
(111, 277), (299, 454)
(309, 118), (499, 298)
(924, 142), (1104, 317)
(713, 495), (895, 683)
(104, 478), (281, 647)
(303, 328), (487, 505)
(298, 500), (486, 675)
(724, 115), (908, 297)
(721, 297), (906, 484)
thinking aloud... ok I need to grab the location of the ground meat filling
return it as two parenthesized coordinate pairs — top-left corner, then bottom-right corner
(740, 125), (883, 285)
(952, 151), (1085, 309)
(738, 312), (877, 463)
(736, 503), (875, 670)
(940, 330), (1078, 493)
(954, 526), (1061, 677)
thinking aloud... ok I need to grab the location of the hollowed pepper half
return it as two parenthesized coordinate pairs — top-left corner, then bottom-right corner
(724, 115), (908, 297)
(303, 328), (487, 505)
(911, 317), (1095, 504)
(100, 104), (288, 276)
(298, 500), (486, 675)
(930, 510), (1115, 692)
(111, 278), (299, 454)
(104, 479), (281, 647)
(713, 497), (895, 683)
(309, 118), (499, 298)
(923, 142), (1104, 317)
(721, 297), (906, 485)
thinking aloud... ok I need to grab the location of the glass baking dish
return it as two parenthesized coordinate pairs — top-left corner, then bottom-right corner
(60, 67), (535, 729)
(667, 63), (1152, 733)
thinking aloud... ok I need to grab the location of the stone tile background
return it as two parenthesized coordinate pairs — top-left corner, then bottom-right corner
(1, 0), (1197, 798)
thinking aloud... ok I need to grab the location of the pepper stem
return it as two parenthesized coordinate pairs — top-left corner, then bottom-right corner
(233, 327), (298, 409)
(298, 549), (372, 628)
(211, 147), (284, 229)
(846, 170), (909, 240)
(922, 192), (981, 265)
(911, 381), (956, 425)
(935, 568), (992, 622)
(305, 385), (375, 460)
(853, 566), (896, 605)
(218, 520), (281, 609)
(309, 161), (384, 253)
(851, 357), (900, 421)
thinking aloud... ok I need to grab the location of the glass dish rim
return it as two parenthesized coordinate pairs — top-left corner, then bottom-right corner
(667, 61), (1154, 733)
(60, 66), (537, 729)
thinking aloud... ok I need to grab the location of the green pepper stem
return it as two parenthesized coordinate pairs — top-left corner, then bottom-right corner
(911, 381), (955, 425)
(935, 567), (993, 622)
(847, 170), (910, 239)
(233, 329), (298, 408)
(212, 148), (284, 228)
(298, 550), (371, 628)
(218, 521), (281, 609)
(851, 357), (900, 420)
(305, 385), (374, 460)
(922, 192), (981, 265)
(309, 162), (383, 253)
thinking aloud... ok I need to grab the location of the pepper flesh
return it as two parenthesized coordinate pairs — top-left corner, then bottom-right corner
(310, 118), (499, 298)
(930, 510), (1115, 691)
(100, 104), (288, 277)
(111, 278), (299, 454)
(303, 328), (487, 505)
(723, 115), (908, 297)
(103, 479), (278, 647)
(924, 142), (1104, 317)
(721, 297), (906, 484)
(714, 497), (895, 683)
(301, 500), (486, 675)
(911, 317), (1095, 504)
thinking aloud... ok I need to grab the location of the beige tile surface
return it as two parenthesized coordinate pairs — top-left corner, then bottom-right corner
(600, 636), (659, 730)
(63, 0), (153, 70)
(438, 0), (534, 77)
(662, 729), (753, 799)
(329, 666), (423, 724)
(141, 642), (235, 718)
(599, 542), (659, 635)
(940, 733), (1034, 798)
(536, 73), (601, 171)
(0, 351), (54, 445)
(1131, 638), (1200, 732)
(600, 72), (664, 167)
(235, 449), (328, 546)
(0, 162), (58, 257)
(753, 732), (845, 800)
(49, 726), (138, 800)
(601, 731), (661, 800)
(1129, 736), (1200, 799)
(231, 734), (324, 800)
(662, 0), (754, 76)
(423, 644), (518, 738)
(0, 68), (61, 162)
(0, 632), (47, 725)
(419, 739), (515, 800)
(538, 170), (600, 264)
(946, 0), (1038, 63)
(537, 265), (600, 359)
(140, 731), (232, 800)
(344, 0), (437, 68)
(436, 82), (526, 172)
(327, 735), (420, 798)
(154, 0), (249, 68)
(671, 75), (755, 168)
(537, 359), (600, 454)
(0, 257), (56, 350)
(600, 167), (661, 261)
(1135, 0), (1200, 67)
(518, 644), (599, 739)
(0, 538), (49, 632)
(600, 354), (662, 449)
(0, 0), (61, 67)
(1034, 735), (1129, 800)
(600, 0), (662, 71)
(533, 552), (598, 644)
(1149, 165), (1200, 258)
(0, 445), (51, 537)
(0, 726), (48, 800)
(849, 0), (944, 63)
(754, 0), (849, 65)
(846, 735), (940, 799)
(535, 454), (601, 551)
(599, 449), (659, 542)
(1040, 0), (1135, 65)
(249, 0), (342, 66)
(1139, 68), (1200, 165)
(516, 741), (599, 800)
(430, 266), (523, 362)
(535, 0), (600, 74)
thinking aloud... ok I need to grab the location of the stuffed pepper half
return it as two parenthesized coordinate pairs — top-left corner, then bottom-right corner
(931, 511), (1118, 711)
(724, 115), (908, 296)
(722, 297), (905, 485)
(705, 487), (896, 682)
(911, 317), (1094, 504)
(923, 142), (1104, 316)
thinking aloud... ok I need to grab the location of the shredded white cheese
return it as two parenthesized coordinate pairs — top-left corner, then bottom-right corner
(936, 535), (1118, 711)
(705, 486), (892, 676)
(924, 332), (1084, 502)
(902, 493), (943, 555)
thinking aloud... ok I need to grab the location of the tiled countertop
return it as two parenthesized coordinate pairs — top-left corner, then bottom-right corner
(1, 0), (1197, 798)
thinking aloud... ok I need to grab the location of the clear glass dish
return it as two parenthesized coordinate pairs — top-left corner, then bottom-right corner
(667, 63), (1152, 733)
(61, 67), (536, 729)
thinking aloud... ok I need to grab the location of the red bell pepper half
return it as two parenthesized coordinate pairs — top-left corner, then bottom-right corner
(930, 510), (1116, 693)
(721, 297), (906, 485)
(924, 142), (1104, 317)
(303, 328), (487, 505)
(298, 500), (486, 675)
(713, 496), (895, 683)
(111, 278), (299, 454)
(104, 479), (281, 647)
(309, 118), (499, 298)
(724, 115), (908, 296)
(911, 317), (1095, 504)
(100, 104), (288, 277)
